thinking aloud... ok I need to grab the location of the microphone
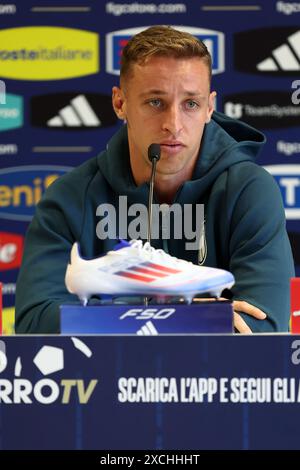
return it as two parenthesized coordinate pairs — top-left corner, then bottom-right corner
(144, 143), (160, 307)
(147, 143), (161, 245)
(148, 143), (161, 163)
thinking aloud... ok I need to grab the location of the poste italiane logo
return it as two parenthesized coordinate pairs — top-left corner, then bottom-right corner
(0, 27), (99, 80)
(0, 338), (98, 404)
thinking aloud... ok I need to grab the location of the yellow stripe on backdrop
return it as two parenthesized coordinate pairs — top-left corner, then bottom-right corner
(2, 307), (15, 335)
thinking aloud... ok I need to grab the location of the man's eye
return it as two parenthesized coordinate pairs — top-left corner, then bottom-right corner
(185, 100), (199, 109)
(149, 99), (162, 108)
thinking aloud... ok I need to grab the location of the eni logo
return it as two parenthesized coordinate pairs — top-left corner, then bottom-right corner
(0, 165), (72, 221)
(0, 27), (99, 80)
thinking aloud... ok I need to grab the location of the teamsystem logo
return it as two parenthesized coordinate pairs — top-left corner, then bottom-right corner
(0, 338), (98, 404)
(0, 26), (99, 80)
(106, 26), (224, 75)
(264, 164), (300, 220)
(223, 91), (300, 129)
(31, 93), (118, 129)
(234, 27), (300, 75)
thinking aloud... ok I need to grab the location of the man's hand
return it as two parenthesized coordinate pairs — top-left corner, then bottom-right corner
(233, 300), (267, 334)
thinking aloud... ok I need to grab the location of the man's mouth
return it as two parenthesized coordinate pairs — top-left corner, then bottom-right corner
(159, 141), (184, 154)
(160, 141), (183, 147)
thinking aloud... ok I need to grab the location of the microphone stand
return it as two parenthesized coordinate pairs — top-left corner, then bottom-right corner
(144, 143), (161, 306)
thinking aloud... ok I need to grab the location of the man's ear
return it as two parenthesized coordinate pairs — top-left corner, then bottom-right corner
(206, 91), (217, 123)
(112, 86), (127, 120)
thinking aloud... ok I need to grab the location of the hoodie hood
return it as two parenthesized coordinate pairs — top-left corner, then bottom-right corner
(194, 111), (266, 176)
(98, 110), (266, 204)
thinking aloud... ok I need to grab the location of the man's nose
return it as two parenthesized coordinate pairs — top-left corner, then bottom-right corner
(162, 106), (183, 135)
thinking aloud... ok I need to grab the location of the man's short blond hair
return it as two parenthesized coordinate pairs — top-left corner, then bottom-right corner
(120, 25), (212, 84)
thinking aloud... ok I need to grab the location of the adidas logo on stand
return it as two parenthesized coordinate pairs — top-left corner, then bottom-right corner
(136, 321), (159, 336)
(47, 94), (101, 127)
(257, 30), (300, 71)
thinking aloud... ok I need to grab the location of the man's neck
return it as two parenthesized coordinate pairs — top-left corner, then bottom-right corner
(154, 160), (198, 203)
(129, 145), (197, 204)
(153, 173), (186, 204)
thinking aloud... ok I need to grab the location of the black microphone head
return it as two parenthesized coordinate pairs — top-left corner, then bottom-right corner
(148, 143), (161, 162)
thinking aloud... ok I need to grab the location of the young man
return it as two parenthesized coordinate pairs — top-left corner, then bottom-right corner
(15, 26), (294, 333)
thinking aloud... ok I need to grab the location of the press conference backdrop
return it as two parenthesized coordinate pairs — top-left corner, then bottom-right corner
(0, 0), (300, 327)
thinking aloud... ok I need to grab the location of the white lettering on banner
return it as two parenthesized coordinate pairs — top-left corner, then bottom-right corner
(105, 2), (186, 16)
(277, 141), (300, 155)
(117, 377), (300, 403)
(0, 144), (18, 155)
(277, 1), (300, 15)
(0, 4), (16, 14)
(0, 378), (98, 404)
(229, 378), (272, 403)
(118, 377), (179, 403)
(180, 378), (218, 403)
(245, 104), (300, 117)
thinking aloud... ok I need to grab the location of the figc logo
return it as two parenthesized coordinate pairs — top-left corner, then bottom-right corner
(106, 26), (225, 75)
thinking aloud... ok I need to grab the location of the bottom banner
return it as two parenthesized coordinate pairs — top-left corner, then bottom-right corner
(0, 335), (299, 450)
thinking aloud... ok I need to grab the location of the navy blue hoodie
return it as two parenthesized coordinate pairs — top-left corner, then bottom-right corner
(15, 111), (295, 333)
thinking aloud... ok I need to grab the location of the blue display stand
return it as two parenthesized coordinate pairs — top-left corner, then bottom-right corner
(60, 301), (233, 334)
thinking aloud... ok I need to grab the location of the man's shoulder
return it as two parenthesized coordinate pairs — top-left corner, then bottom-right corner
(47, 154), (104, 194)
(228, 160), (275, 186)
(60, 155), (100, 184)
(226, 161), (283, 212)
